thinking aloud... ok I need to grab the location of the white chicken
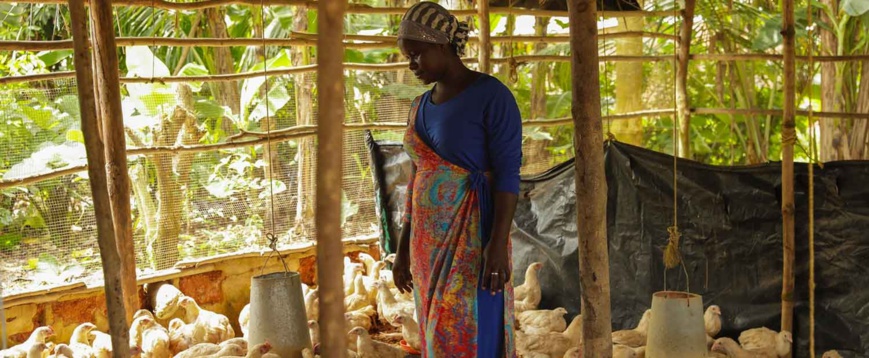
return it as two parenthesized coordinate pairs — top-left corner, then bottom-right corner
(514, 262), (543, 309)
(515, 314), (583, 357)
(25, 343), (48, 358)
(89, 329), (113, 358)
(344, 275), (370, 312)
(178, 296), (236, 344)
(172, 343), (220, 358)
(514, 294), (537, 315)
(0, 326), (55, 358)
(711, 337), (772, 358)
(611, 310), (651, 348)
(305, 289), (319, 322)
(230, 342), (272, 358)
(613, 344), (643, 358)
(167, 318), (195, 354)
(357, 253), (378, 277)
(307, 320), (320, 348)
(349, 327), (405, 358)
(563, 347), (581, 358)
(239, 304), (251, 338)
(822, 351), (843, 358)
(392, 312), (421, 351)
(344, 260), (364, 296)
(68, 323), (98, 358)
(737, 328), (792, 357)
(50, 344), (75, 358)
(198, 344), (244, 358)
(517, 307), (568, 335)
(705, 305), (722, 338)
(220, 338), (248, 354)
(134, 317), (171, 358)
(373, 280), (415, 326)
(345, 306), (377, 332)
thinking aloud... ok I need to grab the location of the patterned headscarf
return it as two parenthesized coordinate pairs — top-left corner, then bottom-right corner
(397, 1), (470, 56)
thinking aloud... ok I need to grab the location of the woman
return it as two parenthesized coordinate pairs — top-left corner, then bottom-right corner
(391, 2), (522, 357)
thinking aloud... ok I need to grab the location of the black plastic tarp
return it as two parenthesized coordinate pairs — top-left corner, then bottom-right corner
(366, 133), (869, 357)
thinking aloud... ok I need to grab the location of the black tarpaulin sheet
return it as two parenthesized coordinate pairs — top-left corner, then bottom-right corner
(365, 133), (869, 357)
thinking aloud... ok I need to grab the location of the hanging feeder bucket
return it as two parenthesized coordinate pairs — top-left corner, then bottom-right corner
(646, 291), (707, 358)
(249, 271), (312, 358)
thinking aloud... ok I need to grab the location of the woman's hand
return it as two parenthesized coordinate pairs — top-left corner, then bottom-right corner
(393, 250), (414, 294)
(481, 239), (510, 295)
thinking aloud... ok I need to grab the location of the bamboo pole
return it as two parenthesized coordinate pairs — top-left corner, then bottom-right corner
(567, 0), (613, 356)
(317, 0), (347, 355)
(780, 0), (796, 347)
(89, 0), (139, 325)
(675, 0), (696, 158)
(67, 0), (131, 356)
(478, 0), (491, 73)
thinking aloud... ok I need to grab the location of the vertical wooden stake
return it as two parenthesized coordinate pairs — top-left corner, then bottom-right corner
(567, 0), (613, 356)
(780, 0), (796, 350)
(478, 0), (491, 73)
(89, 0), (139, 321)
(676, 0), (696, 159)
(317, 0), (347, 356)
(68, 0), (131, 356)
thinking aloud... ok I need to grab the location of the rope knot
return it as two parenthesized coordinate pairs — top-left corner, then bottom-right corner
(664, 225), (682, 269)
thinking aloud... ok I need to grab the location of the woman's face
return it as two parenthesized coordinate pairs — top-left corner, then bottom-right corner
(398, 38), (450, 85)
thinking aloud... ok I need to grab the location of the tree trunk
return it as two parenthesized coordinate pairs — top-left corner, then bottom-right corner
(611, 13), (644, 146)
(206, 7), (240, 135)
(150, 107), (185, 269)
(70, 0), (131, 352)
(293, 6), (315, 236)
(675, 0), (696, 158)
(568, 0), (613, 356)
(780, 0), (796, 349)
(130, 163), (157, 252)
(317, 0), (347, 355)
(524, 17), (551, 173)
(851, 61), (869, 159)
(820, 0), (839, 161)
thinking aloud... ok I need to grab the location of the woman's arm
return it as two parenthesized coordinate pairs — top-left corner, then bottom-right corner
(393, 162), (416, 294)
(481, 84), (523, 294)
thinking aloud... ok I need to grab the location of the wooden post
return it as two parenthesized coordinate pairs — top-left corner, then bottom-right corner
(89, 0), (139, 321)
(317, 0), (347, 356)
(675, 0), (696, 158)
(478, 0), (491, 73)
(68, 0), (131, 356)
(780, 0), (796, 348)
(567, 0), (613, 356)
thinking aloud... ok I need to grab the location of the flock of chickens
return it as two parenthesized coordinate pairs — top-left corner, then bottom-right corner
(0, 255), (851, 358)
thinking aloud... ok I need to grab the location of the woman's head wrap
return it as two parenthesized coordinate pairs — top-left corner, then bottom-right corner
(397, 1), (470, 56)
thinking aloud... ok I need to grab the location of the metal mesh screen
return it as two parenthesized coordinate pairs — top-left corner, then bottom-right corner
(0, 64), (579, 295)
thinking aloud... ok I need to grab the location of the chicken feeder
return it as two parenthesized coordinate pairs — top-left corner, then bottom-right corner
(249, 271), (312, 358)
(646, 291), (707, 358)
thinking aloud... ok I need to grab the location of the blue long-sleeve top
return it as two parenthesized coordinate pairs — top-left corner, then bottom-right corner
(414, 73), (523, 196)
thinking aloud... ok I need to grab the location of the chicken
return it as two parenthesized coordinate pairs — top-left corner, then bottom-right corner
(515, 315), (583, 357)
(301, 348), (317, 358)
(90, 330), (113, 358)
(134, 317), (171, 358)
(357, 253), (378, 277)
(198, 344), (244, 358)
(345, 306), (376, 332)
(392, 312), (421, 351)
(613, 345), (645, 358)
(225, 342), (271, 358)
(239, 304), (251, 338)
(67, 323), (98, 358)
(50, 344), (75, 358)
(0, 326), (55, 358)
(738, 328), (792, 357)
(172, 343), (220, 358)
(305, 289), (319, 322)
(134, 310), (155, 321)
(711, 337), (774, 358)
(221, 338), (248, 354)
(514, 294), (537, 315)
(563, 347), (581, 358)
(344, 260), (364, 296)
(611, 310), (651, 348)
(307, 320), (320, 348)
(344, 275), (371, 312)
(167, 318), (196, 354)
(514, 262), (543, 309)
(705, 305), (722, 338)
(178, 296), (236, 344)
(373, 280), (415, 326)
(349, 327), (404, 358)
(26, 343), (48, 358)
(822, 351), (843, 358)
(518, 307), (568, 335)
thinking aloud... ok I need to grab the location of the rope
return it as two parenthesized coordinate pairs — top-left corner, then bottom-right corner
(604, 14), (613, 139)
(256, 1), (286, 275)
(807, 4), (816, 356)
(663, 1), (689, 293)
